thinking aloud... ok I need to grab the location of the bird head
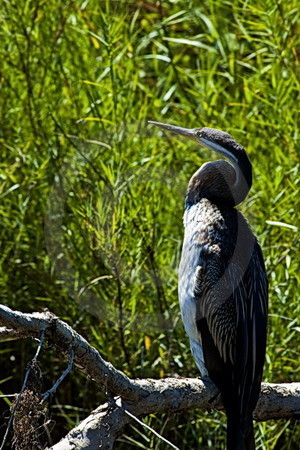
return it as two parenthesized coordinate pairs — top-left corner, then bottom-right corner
(148, 120), (252, 205)
(148, 121), (247, 166)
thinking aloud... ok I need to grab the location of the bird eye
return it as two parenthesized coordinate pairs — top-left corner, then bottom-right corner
(197, 131), (202, 138)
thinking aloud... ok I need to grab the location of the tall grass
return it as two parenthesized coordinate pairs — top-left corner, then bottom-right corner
(0, 0), (299, 448)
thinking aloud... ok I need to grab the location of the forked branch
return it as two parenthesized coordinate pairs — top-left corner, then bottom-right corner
(0, 304), (299, 450)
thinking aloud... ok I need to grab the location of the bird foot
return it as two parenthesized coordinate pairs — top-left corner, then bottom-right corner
(201, 375), (214, 386)
(200, 376), (221, 406)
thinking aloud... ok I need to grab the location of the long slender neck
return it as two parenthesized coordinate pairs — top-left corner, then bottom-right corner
(231, 156), (252, 205)
(185, 159), (252, 208)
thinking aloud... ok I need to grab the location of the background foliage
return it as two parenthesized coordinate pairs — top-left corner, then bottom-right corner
(0, 0), (299, 448)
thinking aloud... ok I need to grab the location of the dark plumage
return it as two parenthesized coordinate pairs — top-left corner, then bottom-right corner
(149, 121), (268, 450)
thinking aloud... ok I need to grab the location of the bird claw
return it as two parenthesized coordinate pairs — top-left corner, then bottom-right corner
(200, 376), (221, 406)
(201, 375), (214, 386)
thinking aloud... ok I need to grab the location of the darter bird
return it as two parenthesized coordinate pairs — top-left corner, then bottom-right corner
(149, 121), (268, 450)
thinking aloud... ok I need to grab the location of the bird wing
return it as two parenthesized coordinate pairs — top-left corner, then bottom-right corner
(195, 239), (268, 416)
(240, 241), (268, 414)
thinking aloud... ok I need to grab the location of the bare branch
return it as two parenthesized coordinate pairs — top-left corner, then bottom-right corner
(51, 402), (130, 450)
(0, 304), (142, 400)
(1, 303), (299, 450)
(257, 382), (300, 421)
(51, 380), (300, 450)
(41, 347), (75, 404)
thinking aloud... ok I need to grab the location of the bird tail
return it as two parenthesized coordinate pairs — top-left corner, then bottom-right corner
(226, 414), (255, 450)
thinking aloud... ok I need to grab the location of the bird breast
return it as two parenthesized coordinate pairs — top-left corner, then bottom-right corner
(178, 199), (226, 342)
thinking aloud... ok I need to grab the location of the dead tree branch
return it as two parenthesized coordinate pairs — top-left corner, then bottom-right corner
(0, 304), (299, 450)
(0, 304), (142, 400)
(52, 381), (300, 450)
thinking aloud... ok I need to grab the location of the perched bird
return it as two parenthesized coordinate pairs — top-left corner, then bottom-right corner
(149, 121), (268, 450)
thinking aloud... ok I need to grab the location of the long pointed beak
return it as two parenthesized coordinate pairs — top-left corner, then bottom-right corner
(148, 121), (198, 142)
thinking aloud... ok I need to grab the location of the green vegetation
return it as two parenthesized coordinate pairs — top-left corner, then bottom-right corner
(0, 0), (299, 448)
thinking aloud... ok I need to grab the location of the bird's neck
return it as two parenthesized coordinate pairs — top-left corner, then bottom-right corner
(185, 160), (252, 208)
(231, 159), (252, 205)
